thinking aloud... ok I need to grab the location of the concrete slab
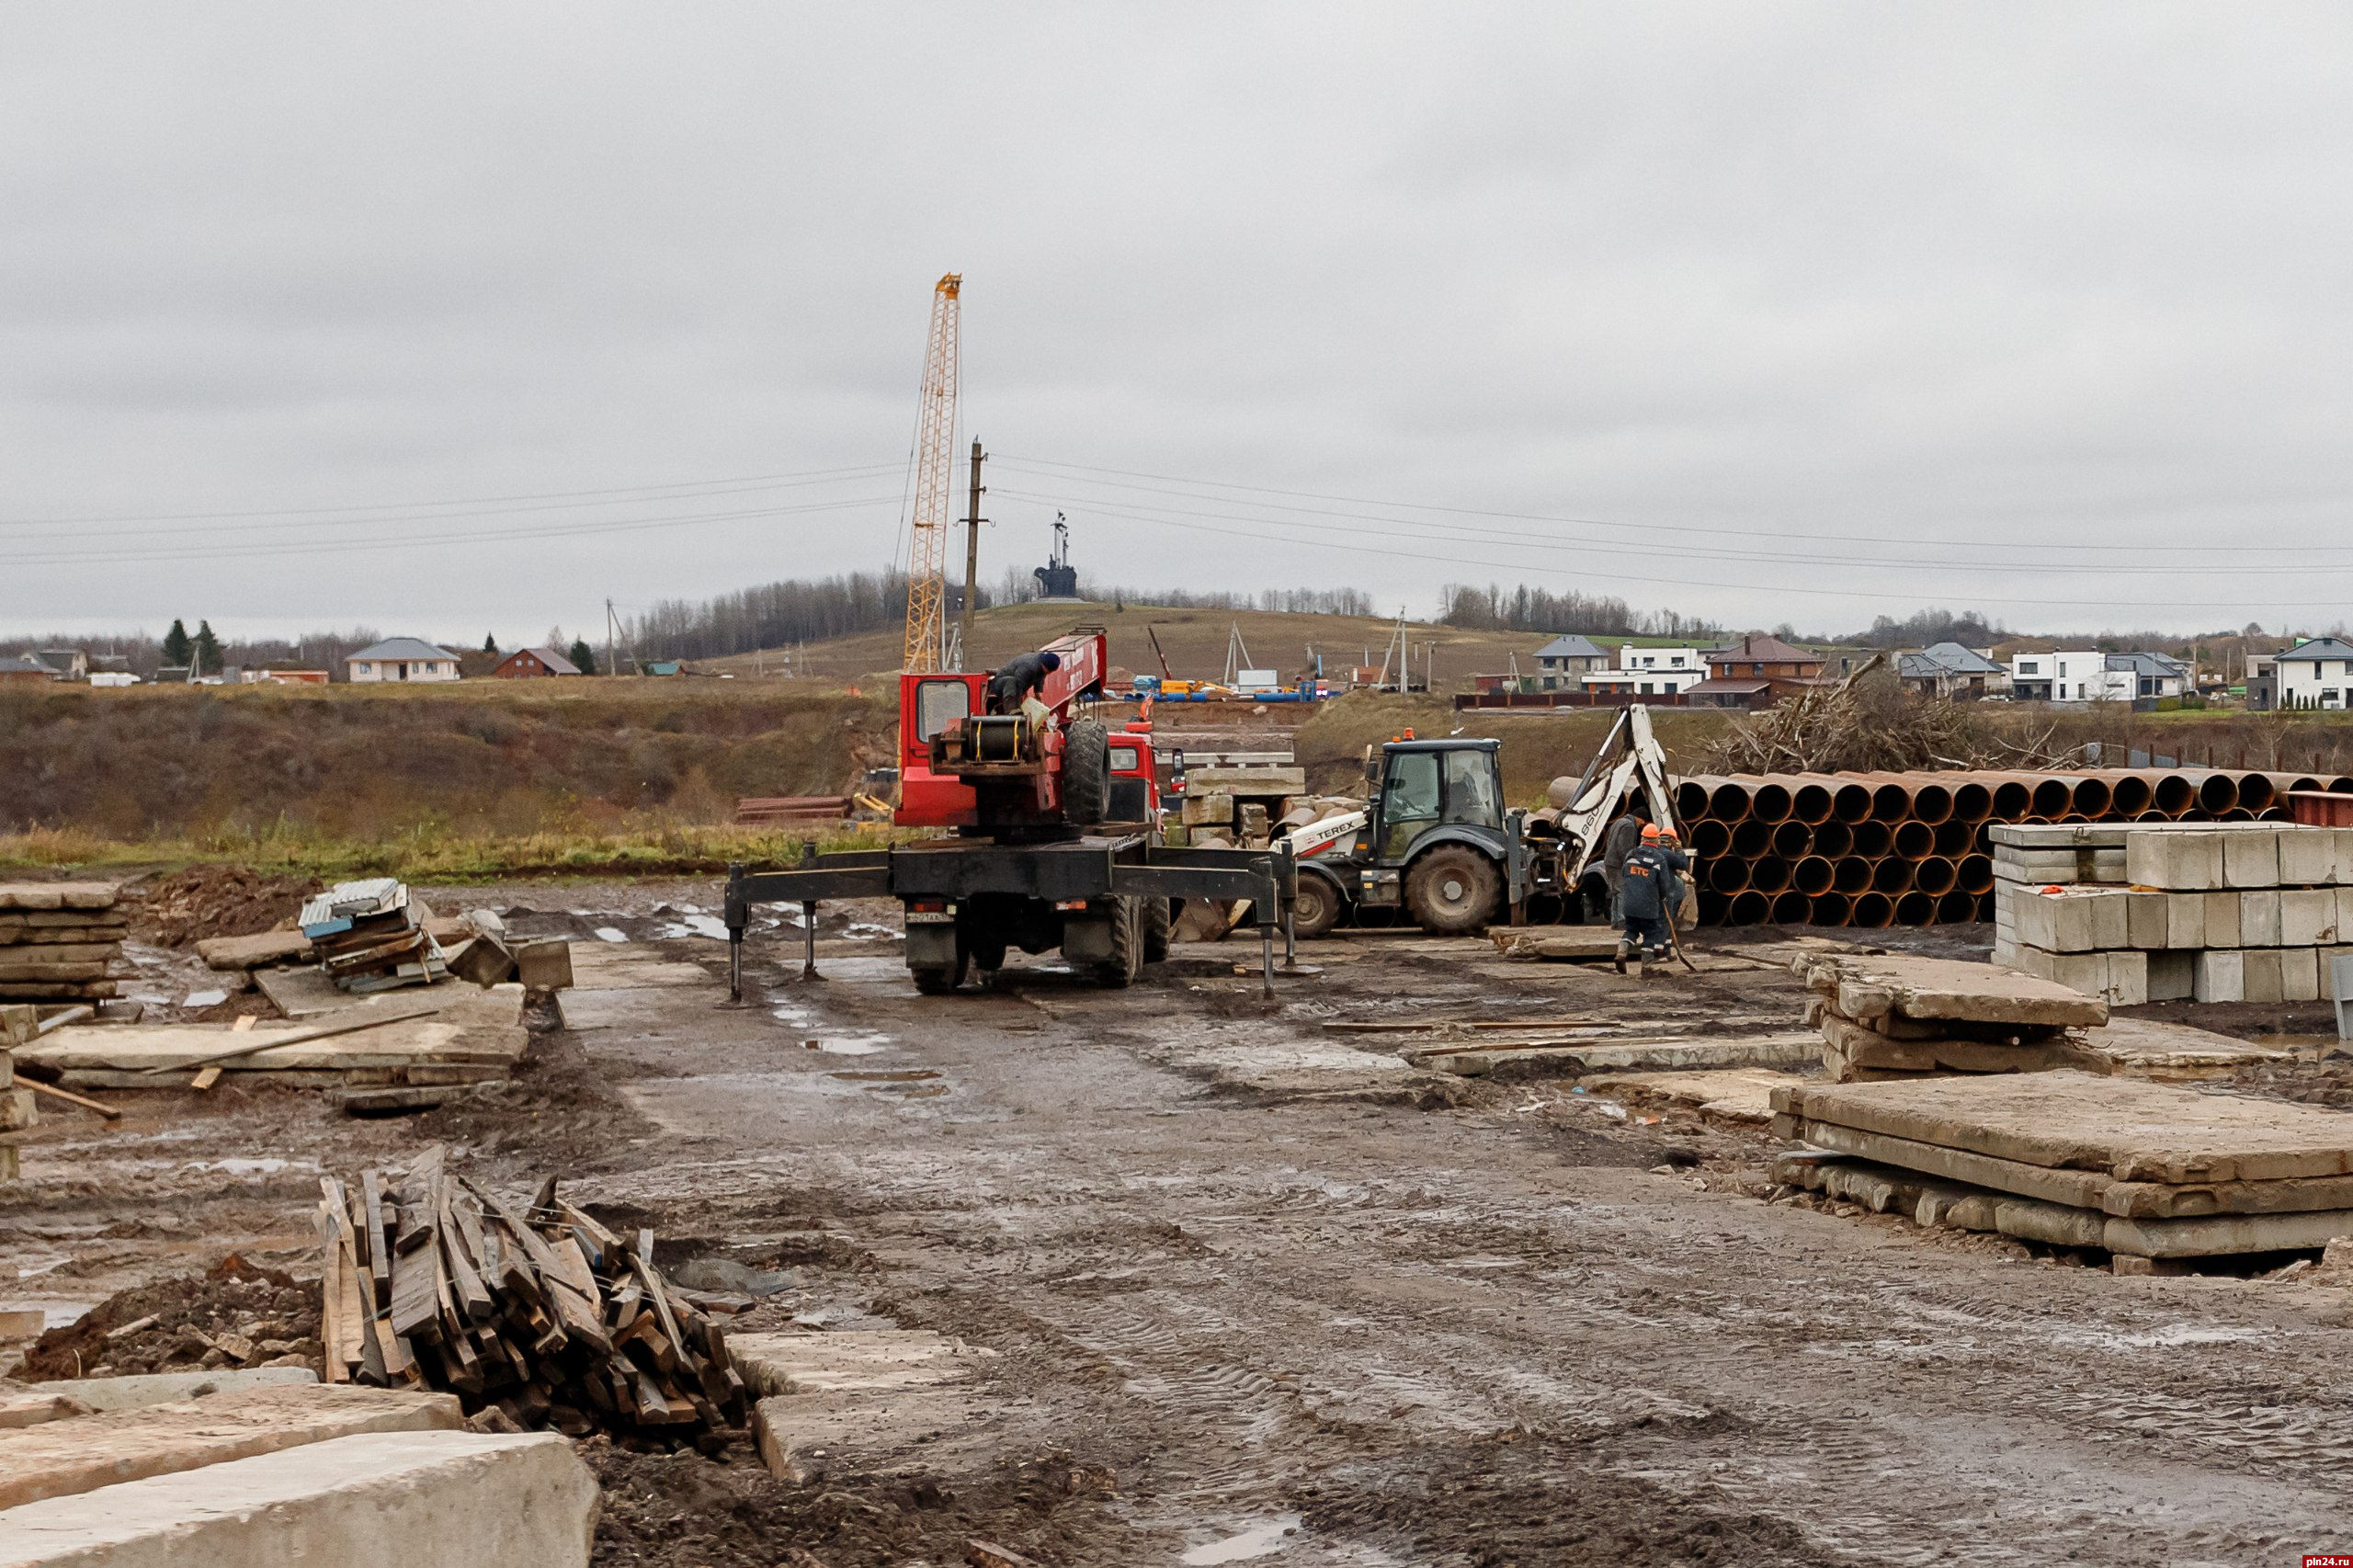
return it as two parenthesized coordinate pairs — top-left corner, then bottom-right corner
(193, 931), (312, 971)
(734, 1331), (1000, 1485)
(24, 1368), (317, 1415)
(0, 1430), (595, 1568)
(1411, 1032), (1820, 1077)
(1583, 1068), (1798, 1124)
(251, 966), (353, 1018)
(22, 987), (525, 1087)
(1777, 1069), (2353, 1184)
(0, 1395), (89, 1431)
(1798, 951), (2107, 1028)
(2077, 1016), (2288, 1081)
(730, 1329), (996, 1397)
(0, 1383), (460, 1510)
(565, 944), (710, 990)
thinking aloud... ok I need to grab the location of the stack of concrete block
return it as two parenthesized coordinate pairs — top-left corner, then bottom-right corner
(1176, 767), (1311, 849)
(0, 883), (124, 1003)
(1993, 823), (2353, 1006)
(0, 1003), (34, 1181)
(1793, 950), (2109, 1082)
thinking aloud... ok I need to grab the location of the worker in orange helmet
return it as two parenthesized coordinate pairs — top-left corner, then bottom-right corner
(1615, 822), (1688, 976)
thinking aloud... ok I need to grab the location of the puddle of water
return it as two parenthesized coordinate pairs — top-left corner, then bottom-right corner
(594, 927), (629, 943)
(828, 1069), (941, 1083)
(805, 1036), (892, 1056)
(653, 915), (733, 941)
(1182, 1516), (1302, 1565)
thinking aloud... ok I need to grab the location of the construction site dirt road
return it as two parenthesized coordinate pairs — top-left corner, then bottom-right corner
(11, 885), (2353, 1566)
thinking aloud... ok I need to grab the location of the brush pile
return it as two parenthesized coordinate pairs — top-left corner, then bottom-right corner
(314, 1152), (749, 1448)
(1701, 654), (2075, 776)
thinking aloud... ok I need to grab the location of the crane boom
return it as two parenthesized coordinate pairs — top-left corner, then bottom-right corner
(900, 274), (962, 672)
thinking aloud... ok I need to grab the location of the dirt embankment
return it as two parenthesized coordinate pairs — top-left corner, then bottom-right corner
(0, 684), (892, 841)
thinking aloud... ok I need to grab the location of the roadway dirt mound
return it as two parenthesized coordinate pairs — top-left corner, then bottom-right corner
(14, 1253), (320, 1381)
(585, 1439), (1133, 1567)
(132, 864), (320, 948)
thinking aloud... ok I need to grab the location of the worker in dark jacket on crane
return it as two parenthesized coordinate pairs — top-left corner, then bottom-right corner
(1615, 823), (1688, 975)
(987, 650), (1062, 715)
(1601, 800), (1648, 929)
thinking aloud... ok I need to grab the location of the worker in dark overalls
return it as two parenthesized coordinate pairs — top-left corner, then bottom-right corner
(1616, 823), (1689, 976)
(987, 650), (1062, 715)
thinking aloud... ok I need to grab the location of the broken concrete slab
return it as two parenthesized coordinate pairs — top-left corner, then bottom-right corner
(564, 944), (708, 990)
(0, 1394), (90, 1431)
(22, 987), (526, 1088)
(1776, 1069), (2353, 1184)
(2104, 1208), (2353, 1258)
(192, 931), (312, 972)
(734, 1331), (1001, 1484)
(0, 1429), (595, 1568)
(1490, 928), (1621, 962)
(729, 1329), (998, 1398)
(2076, 1016), (2289, 1082)
(1796, 952), (2108, 1028)
(1582, 1068), (1796, 1124)
(24, 1369), (317, 1415)
(0, 1383), (460, 1510)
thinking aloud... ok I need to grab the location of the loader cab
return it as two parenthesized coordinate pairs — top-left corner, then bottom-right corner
(1359, 738), (1506, 862)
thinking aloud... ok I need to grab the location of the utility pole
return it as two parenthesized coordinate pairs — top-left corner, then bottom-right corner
(959, 439), (985, 671)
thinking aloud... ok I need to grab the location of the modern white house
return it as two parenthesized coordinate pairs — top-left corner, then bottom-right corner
(1580, 645), (1710, 698)
(2272, 637), (2353, 710)
(2007, 650), (2190, 704)
(346, 638), (461, 683)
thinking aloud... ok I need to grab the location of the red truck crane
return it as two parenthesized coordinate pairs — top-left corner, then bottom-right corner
(723, 626), (1298, 995)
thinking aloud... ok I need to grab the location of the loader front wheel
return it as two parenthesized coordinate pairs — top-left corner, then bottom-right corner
(1405, 846), (1500, 935)
(1291, 875), (1343, 938)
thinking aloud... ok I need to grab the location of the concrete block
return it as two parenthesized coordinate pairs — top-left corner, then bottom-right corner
(0, 1089), (33, 1133)
(2224, 828), (2281, 889)
(2281, 888), (2340, 948)
(2279, 826), (2338, 886)
(2165, 893), (2207, 950)
(2195, 949), (2245, 1004)
(2146, 949), (2196, 1003)
(0, 1430), (597, 1568)
(2282, 946), (2322, 1003)
(2204, 890), (2243, 949)
(2009, 946), (2107, 1004)
(2244, 948), (2286, 1005)
(2335, 828), (2353, 886)
(0, 1005), (34, 1048)
(2125, 890), (2168, 949)
(511, 940), (572, 991)
(25, 1369), (316, 1415)
(2323, 948), (2353, 1002)
(2242, 890), (2282, 948)
(0, 1383), (460, 1510)
(1988, 823), (2131, 848)
(2010, 889), (2128, 953)
(2126, 829), (2226, 890)
(1179, 791), (1233, 827)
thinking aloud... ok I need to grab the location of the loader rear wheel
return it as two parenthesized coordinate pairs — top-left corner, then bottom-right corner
(1063, 719), (1111, 825)
(1405, 846), (1500, 935)
(1140, 896), (1172, 963)
(1291, 875), (1342, 938)
(1092, 895), (1141, 987)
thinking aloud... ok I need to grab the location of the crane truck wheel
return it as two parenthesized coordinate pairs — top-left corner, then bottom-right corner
(1062, 718), (1112, 825)
(911, 947), (968, 994)
(1091, 895), (1141, 987)
(1291, 875), (1342, 938)
(1404, 846), (1501, 934)
(1141, 896), (1172, 962)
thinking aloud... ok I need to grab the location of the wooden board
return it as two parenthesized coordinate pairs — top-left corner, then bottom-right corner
(1776, 1069), (2353, 1184)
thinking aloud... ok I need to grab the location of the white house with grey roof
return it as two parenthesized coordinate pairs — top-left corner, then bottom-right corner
(2007, 649), (2188, 704)
(2273, 636), (2353, 710)
(1532, 634), (1608, 690)
(346, 638), (461, 683)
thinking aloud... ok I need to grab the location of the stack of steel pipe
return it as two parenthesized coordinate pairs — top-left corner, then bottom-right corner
(1669, 767), (2353, 929)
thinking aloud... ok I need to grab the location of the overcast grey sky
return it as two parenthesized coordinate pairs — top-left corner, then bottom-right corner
(6, 4), (2353, 643)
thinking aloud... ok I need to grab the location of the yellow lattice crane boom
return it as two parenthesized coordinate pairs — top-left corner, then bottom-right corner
(900, 273), (962, 672)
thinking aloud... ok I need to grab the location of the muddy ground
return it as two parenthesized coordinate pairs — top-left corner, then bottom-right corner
(7, 892), (2353, 1565)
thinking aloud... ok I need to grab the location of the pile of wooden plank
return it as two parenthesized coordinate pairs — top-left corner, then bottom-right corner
(0, 1004), (35, 1181)
(0, 882), (124, 1002)
(735, 794), (851, 826)
(1772, 1070), (2353, 1270)
(1794, 950), (2109, 1081)
(315, 1152), (749, 1444)
(301, 880), (449, 992)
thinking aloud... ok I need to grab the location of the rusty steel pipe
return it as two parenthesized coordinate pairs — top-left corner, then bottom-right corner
(2151, 771), (2195, 813)
(1832, 856), (1873, 894)
(2236, 773), (2279, 812)
(2220, 807), (2256, 823)
(1729, 890), (1771, 925)
(1870, 857), (1912, 894)
(1892, 820), (1935, 859)
(1894, 891), (1937, 926)
(2102, 771), (2154, 815)
(1771, 891), (1811, 926)
(1864, 776), (1912, 823)
(1771, 820), (1813, 858)
(1899, 774), (1955, 825)
(1849, 820), (1893, 858)
(1707, 857), (1751, 893)
(1850, 892), (1894, 928)
(1937, 890), (1979, 924)
(1949, 778), (1994, 823)
(2029, 777), (2075, 817)
(1731, 819), (1772, 858)
(2176, 768), (2237, 814)
(1748, 856), (1792, 894)
(1824, 778), (1874, 823)
(1788, 778), (1835, 824)
(1813, 820), (1854, 858)
(1709, 778), (1754, 821)
(1747, 779), (1793, 824)
(1931, 818), (1972, 858)
(1689, 818), (1734, 859)
(1989, 776), (2035, 820)
(1790, 855), (1835, 896)
(2070, 776), (2112, 817)
(1696, 890), (1730, 926)
(1956, 854), (1995, 894)
(1913, 855), (1958, 895)
(1674, 779), (1714, 822)
(1809, 892), (1852, 926)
